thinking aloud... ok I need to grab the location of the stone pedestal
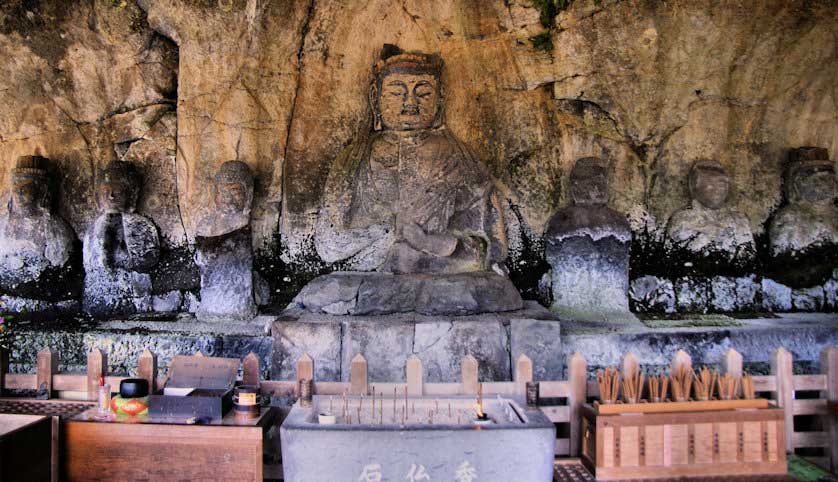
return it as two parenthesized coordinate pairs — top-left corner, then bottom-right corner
(271, 301), (560, 382)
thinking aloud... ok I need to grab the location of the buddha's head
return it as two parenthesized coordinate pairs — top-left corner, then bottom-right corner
(213, 160), (253, 216)
(787, 147), (835, 207)
(689, 160), (731, 210)
(98, 161), (140, 214)
(570, 157), (609, 206)
(10, 155), (51, 216)
(371, 46), (444, 131)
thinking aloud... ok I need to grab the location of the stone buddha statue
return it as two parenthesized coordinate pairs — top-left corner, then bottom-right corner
(194, 160), (259, 322)
(666, 160), (754, 258)
(767, 147), (837, 287)
(544, 157), (635, 322)
(83, 161), (160, 317)
(0, 155), (80, 312)
(295, 46), (522, 316)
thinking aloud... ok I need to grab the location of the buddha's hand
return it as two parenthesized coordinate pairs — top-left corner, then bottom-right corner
(402, 221), (457, 257)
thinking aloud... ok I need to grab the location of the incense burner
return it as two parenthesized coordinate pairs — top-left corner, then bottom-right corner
(280, 395), (555, 482)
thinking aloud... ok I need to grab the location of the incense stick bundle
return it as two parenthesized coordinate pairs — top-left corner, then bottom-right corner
(716, 373), (740, 400)
(596, 367), (620, 404)
(670, 364), (693, 402)
(622, 368), (645, 403)
(693, 366), (718, 401)
(742, 373), (755, 400)
(648, 374), (669, 402)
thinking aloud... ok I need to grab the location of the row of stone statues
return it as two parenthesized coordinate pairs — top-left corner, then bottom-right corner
(0, 157), (260, 321)
(1, 46), (835, 322)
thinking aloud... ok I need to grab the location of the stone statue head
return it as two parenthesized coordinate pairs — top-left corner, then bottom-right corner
(688, 160), (730, 210)
(786, 147), (835, 207)
(98, 161), (140, 214)
(370, 46), (444, 132)
(9, 155), (51, 216)
(213, 160), (254, 215)
(569, 157), (609, 206)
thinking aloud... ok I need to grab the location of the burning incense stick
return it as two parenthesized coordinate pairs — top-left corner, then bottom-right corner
(693, 366), (718, 401)
(670, 364), (693, 402)
(648, 374), (669, 402)
(742, 373), (755, 400)
(622, 366), (645, 403)
(717, 372), (739, 400)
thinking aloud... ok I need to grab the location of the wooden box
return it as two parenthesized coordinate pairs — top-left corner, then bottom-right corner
(0, 414), (52, 481)
(581, 401), (787, 480)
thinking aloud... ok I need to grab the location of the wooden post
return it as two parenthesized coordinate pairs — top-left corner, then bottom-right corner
(515, 354), (533, 383)
(137, 349), (158, 393)
(0, 348), (8, 397)
(406, 354), (423, 396)
(568, 352), (587, 457)
(721, 348), (743, 398)
(621, 352), (639, 378)
(671, 349), (692, 375)
(86, 348), (107, 401)
(349, 354), (368, 395)
(37, 347), (59, 399)
(461, 354), (479, 395)
(771, 347), (794, 452)
(242, 352), (260, 387)
(820, 347), (838, 472)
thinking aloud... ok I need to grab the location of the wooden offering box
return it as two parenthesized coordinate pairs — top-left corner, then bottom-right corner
(581, 400), (787, 480)
(0, 414), (52, 481)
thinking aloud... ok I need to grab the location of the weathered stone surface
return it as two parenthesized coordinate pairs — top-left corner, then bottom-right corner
(675, 277), (709, 313)
(762, 278), (793, 312)
(793, 286), (825, 312)
(629, 276), (676, 313)
(152, 290), (182, 312)
(271, 321), (342, 381)
(293, 272), (523, 316)
(546, 157), (633, 322)
(414, 320), (510, 383)
(710, 276), (737, 312)
(666, 161), (755, 259)
(734, 276), (761, 311)
(341, 320), (415, 382)
(825, 278), (838, 311)
(509, 319), (561, 381)
(82, 161), (160, 318)
(195, 161), (257, 322)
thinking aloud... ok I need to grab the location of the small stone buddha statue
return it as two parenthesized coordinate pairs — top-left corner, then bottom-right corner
(83, 161), (160, 317)
(544, 157), (635, 322)
(295, 45), (522, 316)
(666, 160), (754, 258)
(767, 147), (837, 287)
(770, 147), (837, 254)
(194, 160), (259, 322)
(0, 155), (79, 311)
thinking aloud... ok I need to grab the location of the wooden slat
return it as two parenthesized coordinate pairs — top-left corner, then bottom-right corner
(794, 374), (827, 391)
(539, 381), (570, 398)
(541, 405), (570, 423)
(555, 438), (570, 456)
(753, 375), (776, 392)
(4, 373), (37, 390)
(595, 398), (769, 415)
(793, 431), (829, 448)
(793, 399), (827, 416)
(821, 346), (838, 473)
(53, 374), (92, 392)
(771, 348), (794, 452)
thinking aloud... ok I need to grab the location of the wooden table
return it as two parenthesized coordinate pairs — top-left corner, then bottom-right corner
(63, 407), (277, 481)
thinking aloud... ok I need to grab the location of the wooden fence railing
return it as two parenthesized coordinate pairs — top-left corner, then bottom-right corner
(1, 345), (837, 472)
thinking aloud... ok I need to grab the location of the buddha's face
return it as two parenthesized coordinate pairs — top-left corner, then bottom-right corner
(691, 169), (730, 210)
(378, 73), (439, 131)
(793, 170), (835, 205)
(11, 176), (44, 214)
(99, 180), (132, 213)
(215, 181), (248, 215)
(571, 171), (608, 206)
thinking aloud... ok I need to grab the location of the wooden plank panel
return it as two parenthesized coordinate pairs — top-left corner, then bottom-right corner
(793, 431), (829, 448)
(753, 375), (776, 392)
(766, 421), (779, 462)
(794, 399), (827, 416)
(743, 421), (762, 462)
(668, 424), (689, 466)
(4, 374), (37, 390)
(541, 405), (569, 423)
(644, 425), (664, 467)
(601, 426), (614, 468)
(620, 426), (639, 467)
(718, 422), (738, 463)
(693, 423), (713, 464)
(539, 381), (569, 398)
(794, 374), (828, 391)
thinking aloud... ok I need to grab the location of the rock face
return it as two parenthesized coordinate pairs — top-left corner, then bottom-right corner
(0, 156), (80, 313)
(545, 157), (633, 322)
(82, 161), (160, 317)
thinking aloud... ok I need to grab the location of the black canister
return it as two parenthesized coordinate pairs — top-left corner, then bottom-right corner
(119, 378), (150, 398)
(234, 385), (261, 418)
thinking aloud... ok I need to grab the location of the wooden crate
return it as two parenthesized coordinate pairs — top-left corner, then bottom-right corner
(581, 403), (787, 480)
